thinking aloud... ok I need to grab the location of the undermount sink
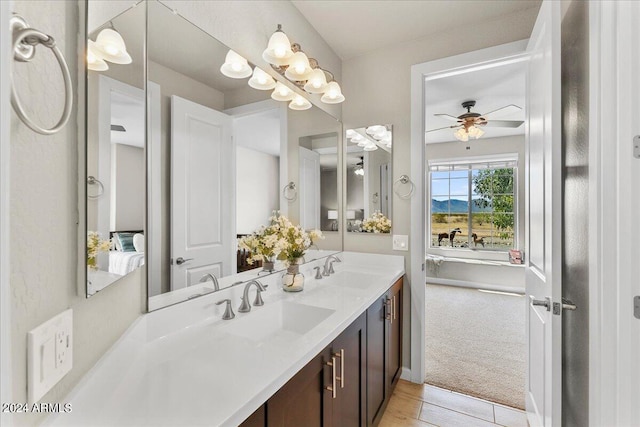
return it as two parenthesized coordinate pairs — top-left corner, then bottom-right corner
(222, 301), (335, 342)
(322, 270), (380, 289)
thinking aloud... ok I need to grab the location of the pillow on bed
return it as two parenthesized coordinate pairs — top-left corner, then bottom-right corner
(115, 233), (136, 252)
(133, 233), (145, 253)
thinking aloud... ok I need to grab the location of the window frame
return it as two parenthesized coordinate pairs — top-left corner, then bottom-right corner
(427, 154), (519, 261)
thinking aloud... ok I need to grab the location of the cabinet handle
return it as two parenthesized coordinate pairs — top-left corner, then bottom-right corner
(392, 295), (397, 321)
(334, 349), (345, 389)
(385, 298), (392, 322)
(325, 356), (337, 399)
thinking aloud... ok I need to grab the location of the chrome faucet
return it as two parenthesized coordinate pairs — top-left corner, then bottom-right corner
(199, 273), (220, 291)
(216, 299), (235, 320)
(238, 280), (267, 313)
(314, 266), (323, 279)
(323, 255), (342, 276)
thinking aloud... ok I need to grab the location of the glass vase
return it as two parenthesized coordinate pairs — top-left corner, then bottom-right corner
(281, 258), (304, 292)
(262, 256), (275, 273)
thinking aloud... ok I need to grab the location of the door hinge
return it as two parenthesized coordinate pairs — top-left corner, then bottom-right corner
(634, 296), (640, 319)
(634, 135), (639, 159)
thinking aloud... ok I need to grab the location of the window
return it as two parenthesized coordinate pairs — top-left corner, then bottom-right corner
(429, 157), (517, 251)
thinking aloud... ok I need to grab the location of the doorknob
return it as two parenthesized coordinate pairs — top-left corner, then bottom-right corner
(552, 298), (577, 315)
(174, 257), (193, 265)
(532, 297), (551, 311)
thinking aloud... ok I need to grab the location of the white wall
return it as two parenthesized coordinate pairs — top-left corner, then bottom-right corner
(9, 2), (145, 425)
(236, 146), (280, 234)
(342, 7), (539, 369)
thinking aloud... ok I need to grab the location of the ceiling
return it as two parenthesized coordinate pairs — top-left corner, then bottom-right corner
(291, 0), (541, 60)
(424, 59), (527, 144)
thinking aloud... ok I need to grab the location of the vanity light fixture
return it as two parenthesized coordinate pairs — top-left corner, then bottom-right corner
(248, 67), (276, 90)
(87, 40), (108, 71)
(285, 51), (314, 81)
(304, 68), (328, 93)
(346, 129), (357, 139)
(262, 25), (294, 66)
(220, 50), (252, 79)
(92, 28), (132, 64)
(363, 142), (378, 151)
(321, 81), (345, 104)
(271, 82), (295, 101)
(289, 94), (312, 110)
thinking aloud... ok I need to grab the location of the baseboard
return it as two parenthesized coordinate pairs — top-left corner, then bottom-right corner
(426, 277), (524, 295)
(400, 367), (413, 382)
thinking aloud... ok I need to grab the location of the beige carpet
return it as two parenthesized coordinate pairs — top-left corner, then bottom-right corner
(425, 284), (526, 409)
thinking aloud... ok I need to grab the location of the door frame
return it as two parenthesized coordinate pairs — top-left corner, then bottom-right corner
(588, 1), (640, 425)
(409, 40), (529, 383)
(1, 0), (14, 421)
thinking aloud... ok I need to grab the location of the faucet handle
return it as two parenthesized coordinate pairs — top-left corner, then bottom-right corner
(253, 284), (268, 306)
(314, 266), (323, 279)
(216, 299), (235, 320)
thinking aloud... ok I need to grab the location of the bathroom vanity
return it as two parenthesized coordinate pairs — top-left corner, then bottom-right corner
(46, 252), (404, 426)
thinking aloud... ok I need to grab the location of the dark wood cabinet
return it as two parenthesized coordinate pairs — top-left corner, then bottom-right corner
(242, 277), (403, 427)
(366, 277), (403, 426)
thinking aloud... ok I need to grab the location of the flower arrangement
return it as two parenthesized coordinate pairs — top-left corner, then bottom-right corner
(362, 211), (392, 233)
(238, 212), (324, 265)
(87, 231), (112, 270)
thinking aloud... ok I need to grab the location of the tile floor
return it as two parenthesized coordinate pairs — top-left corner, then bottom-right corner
(379, 380), (529, 427)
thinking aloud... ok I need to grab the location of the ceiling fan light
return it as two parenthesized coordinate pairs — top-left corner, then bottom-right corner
(303, 68), (328, 93)
(263, 30), (294, 66)
(271, 82), (295, 101)
(284, 51), (314, 81)
(289, 94), (312, 110)
(454, 128), (469, 142)
(220, 50), (252, 79)
(474, 128), (485, 139)
(248, 67), (276, 90)
(93, 28), (132, 64)
(321, 81), (345, 104)
(87, 40), (109, 71)
(355, 167), (364, 176)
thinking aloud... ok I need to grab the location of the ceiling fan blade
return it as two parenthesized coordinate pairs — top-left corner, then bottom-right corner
(426, 125), (458, 133)
(484, 120), (524, 128)
(482, 104), (522, 118)
(434, 114), (460, 122)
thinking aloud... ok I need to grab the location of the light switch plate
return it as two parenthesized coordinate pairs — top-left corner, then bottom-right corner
(392, 235), (409, 251)
(28, 309), (73, 404)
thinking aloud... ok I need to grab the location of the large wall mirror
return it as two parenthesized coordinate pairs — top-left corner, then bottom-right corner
(345, 125), (393, 233)
(144, 0), (342, 310)
(85, 2), (146, 296)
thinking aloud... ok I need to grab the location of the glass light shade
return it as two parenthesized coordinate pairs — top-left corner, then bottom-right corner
(366, 125), (385, 136)
(346, 210), (356, 220)
(93, 28), (132, 64)
(350, 134), (364, 143)
(248, 67), (276, 90)
(284, 51), (314, 81)
(327, 210), (338, 220)
(345, 129), (357, 139)
(303, 68), (328, 93)
(220, 50), (252, 79)
(289, 95), (312, 110)
(364, 143), (378, 151)
(87, 40), (108, 71)
(454, 128), (469, 142)
(321, 81), (345, 104)
(357, 140), (367, 147)
(262, 31), (294, 66)
(468, 126), (484, 139)
(354, 167), (365, 176)
(271, 82), (295, 101)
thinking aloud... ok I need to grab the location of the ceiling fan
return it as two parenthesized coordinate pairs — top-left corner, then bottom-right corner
(427, 100), (524, 141)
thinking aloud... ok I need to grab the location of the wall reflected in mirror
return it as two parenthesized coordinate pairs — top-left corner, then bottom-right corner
(86, 2), (145, 297)
(146, 0), (342, 311)
(345, 125), (393, 233)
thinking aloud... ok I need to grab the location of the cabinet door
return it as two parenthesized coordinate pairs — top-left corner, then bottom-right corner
(366, 295), (388, 426)
(387, 278), (403, 389)
(331, 312), (366, 427)
(267, 347), (333, 427)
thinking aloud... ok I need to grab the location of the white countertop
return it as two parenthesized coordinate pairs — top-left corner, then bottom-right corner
(47, 252), (404, 427)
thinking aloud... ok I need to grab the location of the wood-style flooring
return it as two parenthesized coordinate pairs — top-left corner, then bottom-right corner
(379, 380), (528, 427)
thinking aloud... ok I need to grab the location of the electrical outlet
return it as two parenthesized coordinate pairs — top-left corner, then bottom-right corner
(392, 235), (409, 251)
(28, 309), (73, 404)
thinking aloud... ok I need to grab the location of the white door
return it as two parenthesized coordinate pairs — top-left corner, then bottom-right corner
(524, 1), (562, 426)
(171, 95), (234, 290)
(299, 146), (320, 230)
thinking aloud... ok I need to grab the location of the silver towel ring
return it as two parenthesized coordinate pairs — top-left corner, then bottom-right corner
(10, 16), (73, 135)
(283, 182), (297, 202)
(87, 176), (104, 199)
(393, 175), (415, 199)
